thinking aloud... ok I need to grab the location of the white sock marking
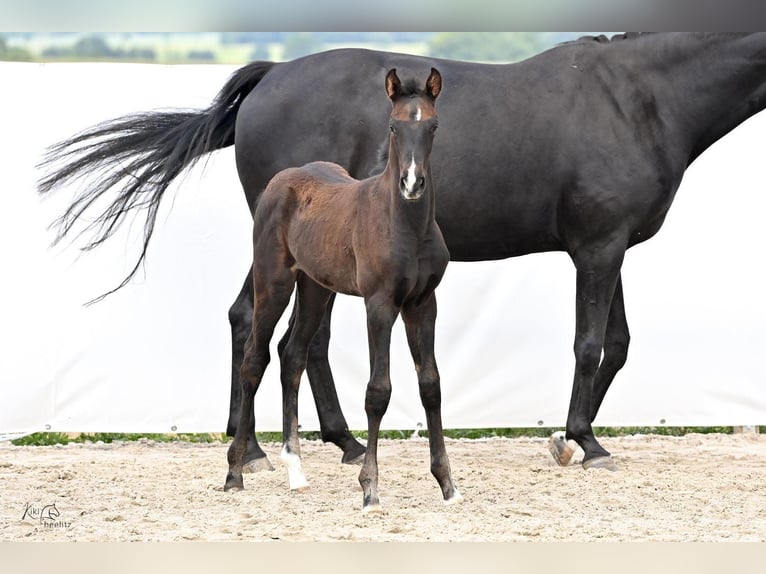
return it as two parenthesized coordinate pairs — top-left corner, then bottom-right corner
(444, 489), (464, 506)
(280, 446), (309, 490)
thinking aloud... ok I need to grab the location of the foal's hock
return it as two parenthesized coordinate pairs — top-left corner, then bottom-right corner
(225, 68), (461, 512)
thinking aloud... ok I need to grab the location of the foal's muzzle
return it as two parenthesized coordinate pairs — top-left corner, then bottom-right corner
(400, 175), (426, 200)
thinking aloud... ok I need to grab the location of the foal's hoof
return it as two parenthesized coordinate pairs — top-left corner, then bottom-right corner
(243, 456), (274, 473)
(582, 455), (618, 471)
(548, 431), (578, 466)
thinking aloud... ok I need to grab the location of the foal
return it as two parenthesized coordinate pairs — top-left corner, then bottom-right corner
(224, 68), (461, 512)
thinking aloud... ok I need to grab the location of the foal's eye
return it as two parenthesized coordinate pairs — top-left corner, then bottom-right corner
(389, 125), (396, 134)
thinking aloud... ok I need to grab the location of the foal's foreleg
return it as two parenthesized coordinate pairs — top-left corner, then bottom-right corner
(279, 276), (333, 491)
(359, 297), (397, 513)
(402, 295), (462, 505)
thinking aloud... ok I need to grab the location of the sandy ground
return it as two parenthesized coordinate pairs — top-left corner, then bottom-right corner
(1, 433), (764, 542)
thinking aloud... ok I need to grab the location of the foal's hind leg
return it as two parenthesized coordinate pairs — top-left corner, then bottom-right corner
(402, 294), (462, 505)
(224, 266), (296, 492)
(278, 294), (366, 465)
(227, 268), (274, 472)
(279, 275), (333, 492)
(550, 274), (630, 466)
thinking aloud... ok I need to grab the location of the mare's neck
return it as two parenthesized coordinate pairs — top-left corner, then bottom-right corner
(649, 33), (766, 163)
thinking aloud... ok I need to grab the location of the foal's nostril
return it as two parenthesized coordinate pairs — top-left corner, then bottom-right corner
(400, 177), (407, 190)
(417, 176), (425, 189)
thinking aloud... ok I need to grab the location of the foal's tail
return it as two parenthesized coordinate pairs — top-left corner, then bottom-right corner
(37, 60), (276, 302)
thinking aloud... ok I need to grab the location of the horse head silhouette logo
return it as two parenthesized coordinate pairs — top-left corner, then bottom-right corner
(40, 503), (60, 522)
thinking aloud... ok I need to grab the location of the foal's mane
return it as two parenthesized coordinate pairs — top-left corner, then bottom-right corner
(397, 78), (430, 98)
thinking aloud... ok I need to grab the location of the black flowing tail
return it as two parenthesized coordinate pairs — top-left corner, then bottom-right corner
(37, 60), (276, 302)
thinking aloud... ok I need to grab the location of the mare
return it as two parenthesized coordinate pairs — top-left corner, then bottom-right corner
(38, 33), (766, 471)
(224, 68), (460, 511)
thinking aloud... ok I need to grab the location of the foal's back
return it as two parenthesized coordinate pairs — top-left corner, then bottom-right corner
(254, 160), (372, 297)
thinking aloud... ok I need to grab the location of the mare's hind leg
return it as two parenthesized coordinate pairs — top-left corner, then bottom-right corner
(359, 296), (398, 513)
(402, 294), (462, 505)
(561, 240), (627, 471)
(279, 275), (333, 492)
(550, 274), (630, 466)
(224, 265), (296, 492)
(278, 294), (366, 465)
(227, 268), (274, 472)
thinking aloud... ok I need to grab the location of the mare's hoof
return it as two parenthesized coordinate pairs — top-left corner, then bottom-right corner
(548, 431), (578, 466)
(582, 455), (618, 471)
(362, 504), (385, 515)
(224, 472), (244, 492)
(342, 453), (365, 466)
(243, 456), (274, 473)
(444, 489), (464, 506)
(341, 444), (366, 466)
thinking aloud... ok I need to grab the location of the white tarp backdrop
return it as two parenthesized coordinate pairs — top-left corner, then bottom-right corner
(1, 62), (765, 434)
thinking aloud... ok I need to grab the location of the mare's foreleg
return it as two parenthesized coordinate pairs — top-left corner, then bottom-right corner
(224, 265), (296, 491)
(560, 241), (626, 470)
(358, 296), (397, 513)
(227, 268), (273, 471)
(550, 273), (631, 466)
(279, 275), (333, 491)
(590, 275), (630, 420)
(402, 294), (462, 505)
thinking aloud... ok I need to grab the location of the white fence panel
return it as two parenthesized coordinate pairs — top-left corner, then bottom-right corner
(1, 63), (764, 434)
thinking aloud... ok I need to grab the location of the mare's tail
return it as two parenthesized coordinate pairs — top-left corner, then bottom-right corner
(37, 60), (276, 301)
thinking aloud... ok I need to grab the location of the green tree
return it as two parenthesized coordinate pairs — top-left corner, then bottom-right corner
(428, 33), (549, 63)
(72, 35), (115, 59)
(250, 43), (271, 61)
(0, 33), (33, 61)
(282, 33), (321, 60)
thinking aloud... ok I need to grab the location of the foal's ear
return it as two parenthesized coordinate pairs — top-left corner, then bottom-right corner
(385, 69), (401, 101)
(426, 67), (442, 100)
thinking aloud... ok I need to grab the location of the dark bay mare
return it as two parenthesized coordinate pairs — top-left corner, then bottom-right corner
(225, 68), (460, 511)
(38, 33), (766, 471)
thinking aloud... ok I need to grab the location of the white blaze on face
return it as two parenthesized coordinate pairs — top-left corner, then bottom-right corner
(404, 153), (417, 196)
